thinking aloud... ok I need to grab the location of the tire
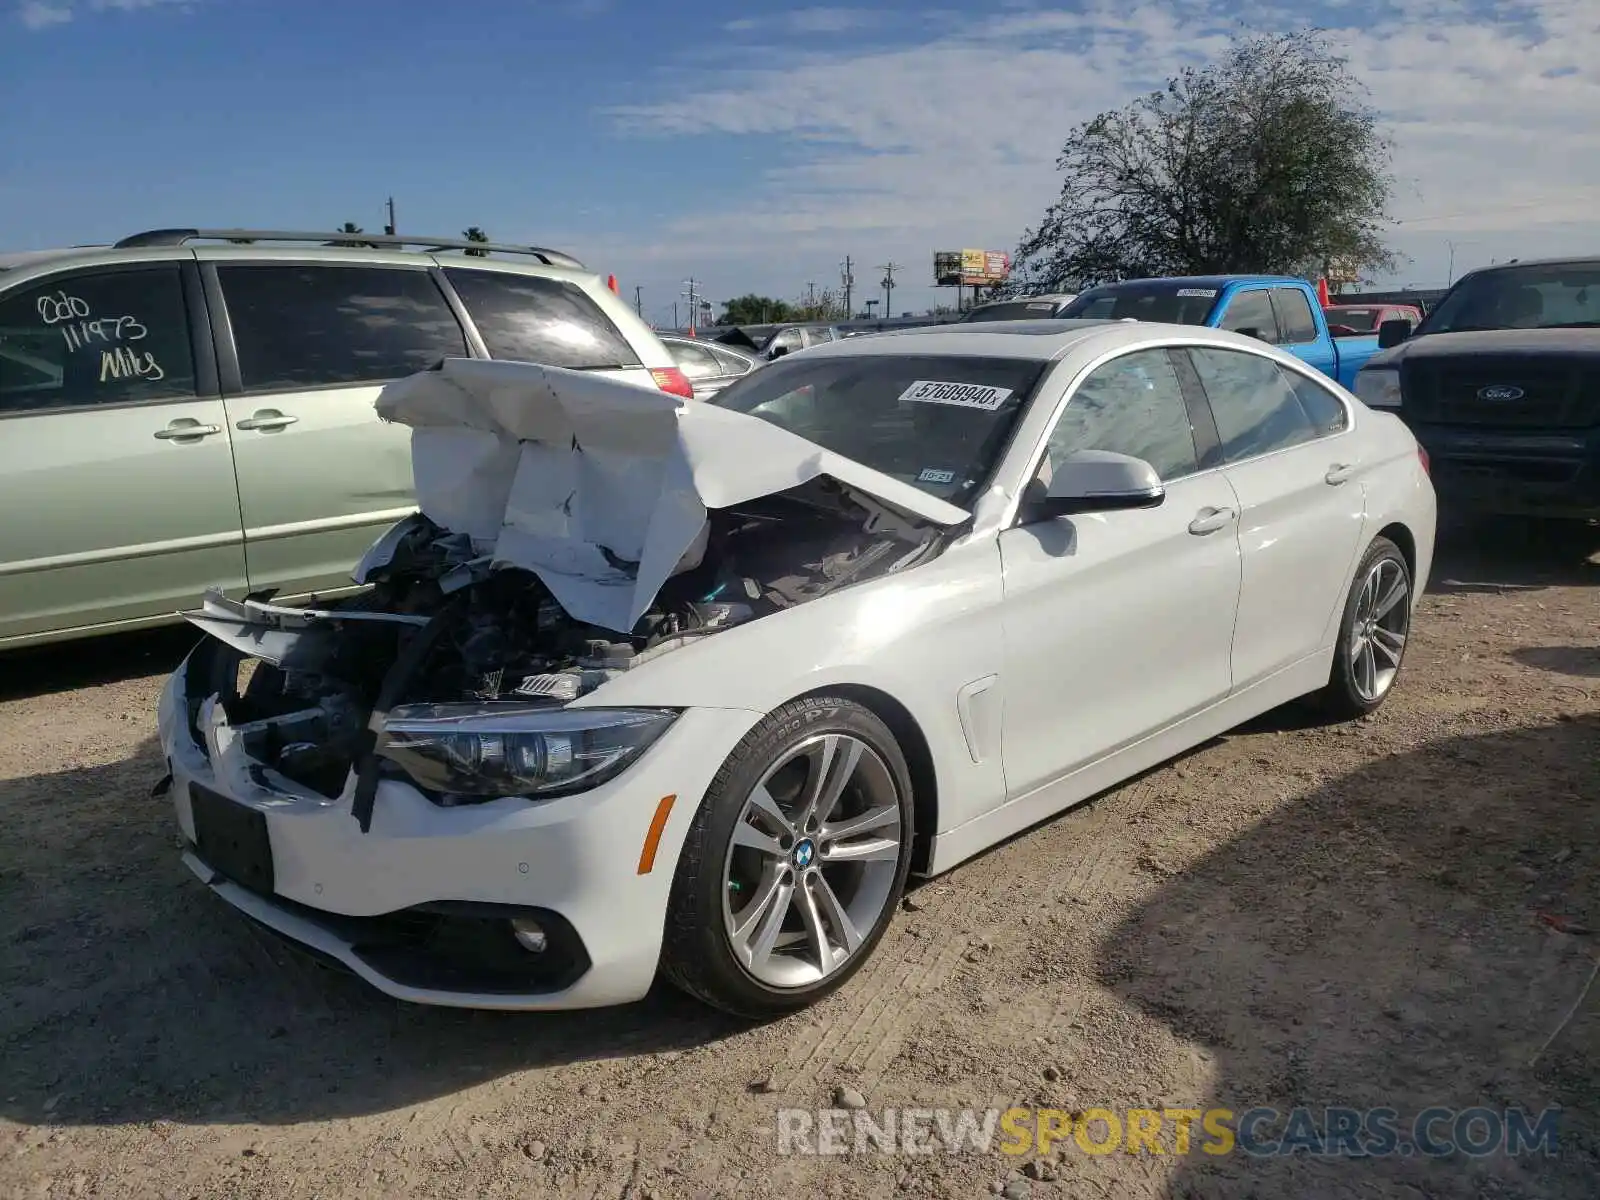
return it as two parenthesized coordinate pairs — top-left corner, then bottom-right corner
(660, 695), (915, 1019)
(1316, 535), (1413, 720)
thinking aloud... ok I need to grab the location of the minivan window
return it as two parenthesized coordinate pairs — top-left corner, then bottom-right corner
(220, 265), (469, 392)
(0, 267), (196, 414)
(444, 268), (641, 370)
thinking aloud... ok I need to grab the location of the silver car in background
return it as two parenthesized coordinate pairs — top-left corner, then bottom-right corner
(658, 333), (762, 398)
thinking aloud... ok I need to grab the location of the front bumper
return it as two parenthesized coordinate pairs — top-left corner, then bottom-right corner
(1412, 424), (1600, 520)
(157, 646), (762, 1010)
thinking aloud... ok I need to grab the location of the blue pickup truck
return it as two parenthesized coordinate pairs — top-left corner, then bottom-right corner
(1056, 275), (1382, 390)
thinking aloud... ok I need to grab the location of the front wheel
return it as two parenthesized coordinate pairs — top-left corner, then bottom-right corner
(660, 696), (914, 1019)
(1316, 535), (1413, 719)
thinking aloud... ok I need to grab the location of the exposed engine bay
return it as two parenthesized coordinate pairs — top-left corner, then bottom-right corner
(186, 477), (943, 804)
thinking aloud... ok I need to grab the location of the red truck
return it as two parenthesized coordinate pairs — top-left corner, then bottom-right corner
(1324, 302), (1424, 338)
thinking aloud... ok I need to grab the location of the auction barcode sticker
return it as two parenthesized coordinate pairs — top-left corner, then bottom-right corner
(898, 380), (1014, 411)
(1175, 288), (1218, 298)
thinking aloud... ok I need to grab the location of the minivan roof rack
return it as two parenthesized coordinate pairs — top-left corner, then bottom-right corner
(112, 228), (585, 269)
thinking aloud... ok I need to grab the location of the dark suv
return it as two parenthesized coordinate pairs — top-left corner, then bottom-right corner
(1352, 257), (1600, 522)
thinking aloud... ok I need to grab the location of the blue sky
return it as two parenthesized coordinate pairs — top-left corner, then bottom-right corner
(2, 0), (1596, 325)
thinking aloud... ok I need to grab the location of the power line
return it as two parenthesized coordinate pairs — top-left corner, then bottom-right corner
(1395, 188), (1600, 226)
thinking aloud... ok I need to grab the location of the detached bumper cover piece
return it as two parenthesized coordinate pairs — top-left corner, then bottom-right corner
(358, 357), (968, 634)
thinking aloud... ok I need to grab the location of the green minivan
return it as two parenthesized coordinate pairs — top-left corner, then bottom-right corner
(0, 229), (692, 649)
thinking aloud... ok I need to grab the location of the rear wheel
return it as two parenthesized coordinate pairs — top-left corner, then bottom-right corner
(1316, 536), (1412, 719)
(660, 696), (913, 1019)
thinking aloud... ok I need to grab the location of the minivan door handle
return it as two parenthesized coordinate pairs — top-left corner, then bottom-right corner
(1325, 462), (1356, 485)
(1188, 507), (1235, 535)
(153, 419), (221, 441)
(235, 410), (299, 431)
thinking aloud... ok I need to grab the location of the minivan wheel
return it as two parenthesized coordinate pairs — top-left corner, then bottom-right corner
(660, 696), (914, 1019)
(1317, 536), (1412, 719)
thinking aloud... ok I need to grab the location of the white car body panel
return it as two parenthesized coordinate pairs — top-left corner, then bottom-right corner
(159, 320), (1437, 1009)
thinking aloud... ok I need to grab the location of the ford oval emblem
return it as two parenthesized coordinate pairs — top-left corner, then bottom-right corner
(1477, 384), (1525, 401)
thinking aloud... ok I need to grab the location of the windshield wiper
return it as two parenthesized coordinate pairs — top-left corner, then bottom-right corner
(1541, 321), (1600, 329)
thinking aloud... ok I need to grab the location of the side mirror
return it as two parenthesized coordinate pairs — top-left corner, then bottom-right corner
(1377, 319), (1413, 349)
(1235, 326), (1265, 341)
(1025, 449), (1165, 520)
(769, 345), (790, 359)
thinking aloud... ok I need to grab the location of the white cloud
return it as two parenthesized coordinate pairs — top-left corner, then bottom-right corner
(17, 1), (72, 27)
(16, 0), (197, 26)
(602, 0), (1600, 305)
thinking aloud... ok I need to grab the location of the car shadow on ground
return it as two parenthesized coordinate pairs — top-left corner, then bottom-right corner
(0, 625), (200, 703)
(1093, 714), (1600, 1199)
(1427, 516), (1600, 596)
(0, 734), (747, 1129)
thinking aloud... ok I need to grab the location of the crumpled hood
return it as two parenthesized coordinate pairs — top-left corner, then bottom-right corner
(361, 358), (969, 634)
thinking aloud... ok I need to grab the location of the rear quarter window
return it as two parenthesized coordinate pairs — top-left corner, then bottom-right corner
(444, 268), (640, 370)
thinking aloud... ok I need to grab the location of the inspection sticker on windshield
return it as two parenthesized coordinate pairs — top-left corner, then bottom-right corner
(1175, 288), (1218, 298)
(917, 467), (956, 484)
(899, 380), (1014, 411)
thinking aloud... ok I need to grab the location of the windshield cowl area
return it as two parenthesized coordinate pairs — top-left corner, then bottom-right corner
(1418, 263), (1600, 336)
(709, 353), (1051, 506)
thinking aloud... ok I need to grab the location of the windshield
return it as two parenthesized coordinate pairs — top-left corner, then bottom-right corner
(1324, 306), (1382, 333)
(965, 299), (1062, 322)
(1418, 263), (1600, 334)
(1058, 283), (1220, 325)
(709, 353), (1050, 505)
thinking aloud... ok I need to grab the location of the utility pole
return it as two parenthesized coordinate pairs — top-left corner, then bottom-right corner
(841, 256), (854, 318)
(673, 302), (679, 330)
(681, 277), (701, 335)
(384, 196), (396, 236)
(805, 281), (817, 311)
(634, 285), (643, 318)
(877, 261), (901, 318)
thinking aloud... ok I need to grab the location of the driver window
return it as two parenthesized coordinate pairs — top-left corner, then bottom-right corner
(1041, 349), (1200, 485)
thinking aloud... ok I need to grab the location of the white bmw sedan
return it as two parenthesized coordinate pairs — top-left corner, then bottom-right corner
(157, 320), (1436, 1018)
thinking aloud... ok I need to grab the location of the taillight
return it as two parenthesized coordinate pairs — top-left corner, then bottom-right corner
(650, 366), (695, 399)
(1417, 445), (1430, 475)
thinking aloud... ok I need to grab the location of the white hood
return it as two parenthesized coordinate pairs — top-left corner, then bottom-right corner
(360, 358), (969, 634)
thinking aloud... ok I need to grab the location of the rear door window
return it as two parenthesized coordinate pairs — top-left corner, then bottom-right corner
(668, 339), (723, 379)
(219, 265), (468, 392)
(0, 267), (197, 413)
(1186, 346), (1319, 460)
(444, 268), (640, 369)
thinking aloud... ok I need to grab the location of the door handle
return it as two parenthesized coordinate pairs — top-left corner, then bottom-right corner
(235, 410), (299, 431)
(1325, 462), (1356, 485)
(1188, 507), (1235, 535)
(153, 421), (222, 440)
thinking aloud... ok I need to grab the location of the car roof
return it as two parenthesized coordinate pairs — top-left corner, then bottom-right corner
(1460, 257), (1600, 274)
(784, 318), (1261, 362)
(1081, 274), (1305, 290)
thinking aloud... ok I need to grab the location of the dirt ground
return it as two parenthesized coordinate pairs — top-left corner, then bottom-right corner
(1, 518), (1597, 1200)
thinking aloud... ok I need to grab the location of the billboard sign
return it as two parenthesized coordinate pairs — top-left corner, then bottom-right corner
(935, 249), (1012, 286)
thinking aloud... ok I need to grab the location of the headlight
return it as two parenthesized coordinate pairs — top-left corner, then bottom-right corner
(377, 704), (677, 801)
(1354, 368), (1402, 409)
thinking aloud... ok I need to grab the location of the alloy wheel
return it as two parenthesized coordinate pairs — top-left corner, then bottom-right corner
(1349, 556), (1410, 702)
(720, 732), (903, 989)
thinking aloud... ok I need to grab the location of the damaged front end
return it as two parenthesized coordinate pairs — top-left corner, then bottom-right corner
(179, 479), (946, 827)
